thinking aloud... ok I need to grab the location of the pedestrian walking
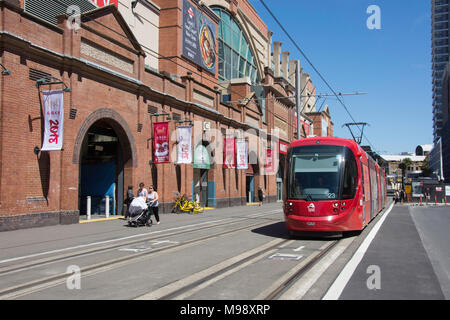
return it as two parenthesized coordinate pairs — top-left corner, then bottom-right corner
(147, 185), (160, 225)
(394, 190), (399, 204)
(258, 187), (264, 206)
(400, 189), (405, 204)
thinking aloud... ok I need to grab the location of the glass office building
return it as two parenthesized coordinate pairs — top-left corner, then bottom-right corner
(432, 0), (450, 143)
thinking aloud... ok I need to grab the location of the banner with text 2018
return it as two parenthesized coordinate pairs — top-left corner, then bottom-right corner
(41, 90), (64, 151)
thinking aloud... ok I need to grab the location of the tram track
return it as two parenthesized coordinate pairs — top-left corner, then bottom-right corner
(0, 210), (281, 277)
(0, 211), (281, 300)
(262, 240), (340, 300)
(135, 238), (343, 300)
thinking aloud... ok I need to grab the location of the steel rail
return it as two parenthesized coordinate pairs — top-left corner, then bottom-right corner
(0, 216), (280, 300)
(0, 210), (280, 277)
(263, 239), (340, 300)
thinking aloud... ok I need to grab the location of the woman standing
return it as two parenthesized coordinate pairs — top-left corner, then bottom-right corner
(137, 182), (148, 201)
(147, 185), (160, 224)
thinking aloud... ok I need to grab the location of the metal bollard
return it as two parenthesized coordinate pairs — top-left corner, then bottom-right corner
(105, 196), (110, 218)
(87, 196), (91, 220)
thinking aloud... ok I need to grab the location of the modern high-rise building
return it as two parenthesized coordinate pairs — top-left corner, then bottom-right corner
(431, 0), (450, 143)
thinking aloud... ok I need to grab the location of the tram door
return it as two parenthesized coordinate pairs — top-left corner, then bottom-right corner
(361, 161), (371, 225)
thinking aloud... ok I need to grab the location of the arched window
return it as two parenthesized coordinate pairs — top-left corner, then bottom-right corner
(212, 7), (259, 84)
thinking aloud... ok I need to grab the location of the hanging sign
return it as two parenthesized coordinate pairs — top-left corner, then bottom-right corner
(153, 122), (170, 164)
(41, 90), (64, 151)
(265, 148), (274, 173)
(224, 137), (235, 169)
(279, 141), (289, 155)
(236, 140), (248, 170)
(177, 126), (192, 164)
(193, 145), (210, 169)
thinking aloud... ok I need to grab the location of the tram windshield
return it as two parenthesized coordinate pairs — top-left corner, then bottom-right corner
(287, 145), (357, 201)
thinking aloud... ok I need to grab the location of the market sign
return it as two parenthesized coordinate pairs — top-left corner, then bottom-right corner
(182, 0), (217, 74)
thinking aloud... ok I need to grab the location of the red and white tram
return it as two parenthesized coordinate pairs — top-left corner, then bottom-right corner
(283, 137), (387, 236)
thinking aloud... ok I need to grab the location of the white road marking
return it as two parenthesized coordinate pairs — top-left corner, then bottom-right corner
(293, 246), (305, 252)
(269, 253), (303, 261)
(322, 203), (395, 300)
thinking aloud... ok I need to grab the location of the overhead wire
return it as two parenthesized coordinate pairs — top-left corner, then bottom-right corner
(258, 0), (377, 150)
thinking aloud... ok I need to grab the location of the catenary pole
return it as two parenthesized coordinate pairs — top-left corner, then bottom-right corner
(295, 60), (302, 139)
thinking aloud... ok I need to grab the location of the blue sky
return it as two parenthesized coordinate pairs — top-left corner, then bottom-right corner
(249, 0), (432, 155)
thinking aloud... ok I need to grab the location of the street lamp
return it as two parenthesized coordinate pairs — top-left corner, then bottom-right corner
(0, 63), (11, 76)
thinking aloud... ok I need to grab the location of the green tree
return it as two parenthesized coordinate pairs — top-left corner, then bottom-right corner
(421, 156), (432, 177)
(398, 158), (413, 189)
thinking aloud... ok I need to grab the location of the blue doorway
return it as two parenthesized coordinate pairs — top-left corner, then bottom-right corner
(246, 175), (254, 203)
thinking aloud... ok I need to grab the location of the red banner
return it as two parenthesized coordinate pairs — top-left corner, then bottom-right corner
(265, 148), (273, 173)
(279, 141), (289, 155)
(89, 0), (118, 7)
(153, 122), (170, 164)
(224, 137), (235, 169)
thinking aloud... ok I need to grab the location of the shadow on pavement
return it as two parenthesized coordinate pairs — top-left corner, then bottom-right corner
(251, 221), (362, 241)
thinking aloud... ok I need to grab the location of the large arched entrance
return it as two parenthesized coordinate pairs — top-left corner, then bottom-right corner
(74, 109), (137, 217)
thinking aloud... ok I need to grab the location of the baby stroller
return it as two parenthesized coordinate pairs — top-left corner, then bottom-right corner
(128, 197), (152, 227)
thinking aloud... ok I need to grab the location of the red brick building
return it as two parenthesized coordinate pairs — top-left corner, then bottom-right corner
(0, 0), (303, 231)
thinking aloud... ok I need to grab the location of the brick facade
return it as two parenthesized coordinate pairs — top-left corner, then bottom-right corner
(0, 0), (296, 231)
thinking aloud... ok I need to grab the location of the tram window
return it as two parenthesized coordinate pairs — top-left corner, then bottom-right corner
(287, 145), (345, 201)
(342, 151), (357, 199)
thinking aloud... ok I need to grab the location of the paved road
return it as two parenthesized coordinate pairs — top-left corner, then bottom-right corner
(2, 202), (445, 304)
(0, 203), (338, 302)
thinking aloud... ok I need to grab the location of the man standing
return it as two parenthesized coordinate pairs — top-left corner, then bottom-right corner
(258, 187), (264, 206)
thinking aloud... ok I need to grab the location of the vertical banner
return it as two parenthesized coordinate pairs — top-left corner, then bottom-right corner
(41, 90), (64, 151)
(177, 126), (192, 164)
(279, 141), (289, 155)
(236, 140), (248, 170)
(265, 148), (274, 173)
(223, 137), (235, 169)
(153, 122), (170, 164)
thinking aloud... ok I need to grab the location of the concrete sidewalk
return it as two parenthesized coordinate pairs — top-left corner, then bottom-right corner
(338, 204), (447, 300)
